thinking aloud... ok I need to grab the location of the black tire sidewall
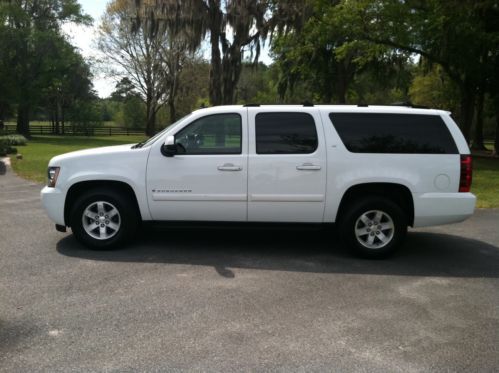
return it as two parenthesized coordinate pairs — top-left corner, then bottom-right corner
(339, 197), (407, 259)
(69, 189), (138, 250)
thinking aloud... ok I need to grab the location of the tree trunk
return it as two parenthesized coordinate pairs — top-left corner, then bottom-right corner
(221, 46), (242, 105)
(209, 36), (223, 105)
(144, 88), (156, 136)
(494, 96), (499, 156)
(145, 97), (156, 136)
(335, 61), (348, 104)
(208, 3), (223, 106)
(471, 86), (486, 150)
(494, 115), (499, 156)
(16, 103), (30, 138)
(169, 100), (176, 124)
(55, 105), (60, 135)
(61, 106), (65, 135)
(459, 79), (475, 144)
(50, 110), (55, 134)
(147, 109), (156, 136)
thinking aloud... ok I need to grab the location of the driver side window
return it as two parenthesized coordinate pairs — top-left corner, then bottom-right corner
(174, 113), (242, 155)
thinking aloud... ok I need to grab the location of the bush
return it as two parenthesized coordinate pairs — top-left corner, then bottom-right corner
(0, 139), (17, 156)
(0, 139), (7, 157)
(0, 134), (27, 146)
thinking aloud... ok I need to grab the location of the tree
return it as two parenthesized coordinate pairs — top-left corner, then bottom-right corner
(130, 0), (304, 106)
(328, 0), (499, 144)
(271, 0), (413, 105)
(97, 0), (191, 135)
(110, 77), (136, 102)
(409, 64), (460, 112)
(42, 35), (94, 134)
(0, 0), (90, 137)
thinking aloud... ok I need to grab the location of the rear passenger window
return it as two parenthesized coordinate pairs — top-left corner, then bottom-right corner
(256, 112), (318, 154)
(329, 113), (458, 154)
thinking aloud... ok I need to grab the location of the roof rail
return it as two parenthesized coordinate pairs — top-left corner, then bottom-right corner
(243, 103), (260, 107)
(357, 103), (368, 107)
(390, 101), (429, 109)
(302, 101), (314, 107)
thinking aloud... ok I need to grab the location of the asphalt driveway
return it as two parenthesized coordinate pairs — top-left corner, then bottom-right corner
(0, 160), (498, 372)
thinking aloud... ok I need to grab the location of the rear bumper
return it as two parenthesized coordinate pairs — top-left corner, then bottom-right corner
(413, 192), (476, 228)
(40, 186), (66, 226)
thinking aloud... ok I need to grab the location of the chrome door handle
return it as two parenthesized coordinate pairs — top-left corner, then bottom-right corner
(218, 163), (242, 171)
(296, 163), (321, 171)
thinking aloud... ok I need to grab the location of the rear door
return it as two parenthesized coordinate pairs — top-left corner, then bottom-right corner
(247, 108), (327, 222)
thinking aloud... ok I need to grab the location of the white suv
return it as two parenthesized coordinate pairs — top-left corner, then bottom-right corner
(41, 105), (476, 258)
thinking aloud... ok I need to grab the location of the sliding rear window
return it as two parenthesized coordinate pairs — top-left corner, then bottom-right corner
(329, 113), (458, 154)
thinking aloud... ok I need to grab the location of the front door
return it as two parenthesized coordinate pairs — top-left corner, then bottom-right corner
(147, 111), (248, 221)
(247, 109), (327, 222)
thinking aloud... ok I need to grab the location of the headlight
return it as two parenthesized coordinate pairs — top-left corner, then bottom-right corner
(47, 167), (60, 187)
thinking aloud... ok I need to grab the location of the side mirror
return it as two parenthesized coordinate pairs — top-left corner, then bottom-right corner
(161, 135), (177, 157)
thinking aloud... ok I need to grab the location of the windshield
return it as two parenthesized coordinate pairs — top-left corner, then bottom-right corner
(133, 114), (192, 148)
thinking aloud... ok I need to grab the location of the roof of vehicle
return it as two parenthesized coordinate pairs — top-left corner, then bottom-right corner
(194, 105), (449, 116)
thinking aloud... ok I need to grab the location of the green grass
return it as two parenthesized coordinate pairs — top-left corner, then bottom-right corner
(473, 158), (499, 208)
(10, 135), (147, 183)
(8, 135), (499, 208)
(5, 121), (119, 127)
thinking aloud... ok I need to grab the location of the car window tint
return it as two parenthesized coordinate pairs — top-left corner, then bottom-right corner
(256, 112), (318, 154)
(329, 113), (458, 154)
(175, 113), (242, 154)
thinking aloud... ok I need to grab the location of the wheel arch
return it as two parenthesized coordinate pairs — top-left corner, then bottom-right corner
(64, 180), (142, 227)
(336, 183), (414, 226)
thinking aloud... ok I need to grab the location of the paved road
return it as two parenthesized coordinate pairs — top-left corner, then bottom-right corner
(0, 159), (498, 372)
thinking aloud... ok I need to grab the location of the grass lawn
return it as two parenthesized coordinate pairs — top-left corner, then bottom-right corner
(10, 135), (147, 183)
(472, 158), (499, 208)
(8, 135), (499, 208)
(5, 121), (118, 127)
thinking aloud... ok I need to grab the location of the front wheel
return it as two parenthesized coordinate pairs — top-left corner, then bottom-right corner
(338, 197), (407, 259)
(69, 188), (138, 249)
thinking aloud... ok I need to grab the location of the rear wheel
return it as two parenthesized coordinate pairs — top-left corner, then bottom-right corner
(339, 197), (407, 259)
(69, 188), (138, 249)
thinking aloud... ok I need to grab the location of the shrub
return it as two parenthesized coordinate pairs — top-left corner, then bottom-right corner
(0, 134), (27, 146)
(0, 139), (7, 157)
(0, 139), (17, 156)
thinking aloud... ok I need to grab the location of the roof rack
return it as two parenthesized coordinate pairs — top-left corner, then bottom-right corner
(356, 102), (430, 109)
(390, 101), (429, 109)
(244, 103), (316, 107)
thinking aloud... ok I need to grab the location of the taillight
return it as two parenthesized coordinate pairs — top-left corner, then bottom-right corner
(459, 155), (472, 192)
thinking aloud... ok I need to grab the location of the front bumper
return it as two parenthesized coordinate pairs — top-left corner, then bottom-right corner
(413, 192), (476, 227)
(41, 186), (66, 226)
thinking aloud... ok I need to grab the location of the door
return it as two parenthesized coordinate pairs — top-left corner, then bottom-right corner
(247, 109), (327, 222)
(146, 111), (248, 221)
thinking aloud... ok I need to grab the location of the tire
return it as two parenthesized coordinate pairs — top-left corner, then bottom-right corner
(338, 196), (407, 259)
(69, 188), (139, 250)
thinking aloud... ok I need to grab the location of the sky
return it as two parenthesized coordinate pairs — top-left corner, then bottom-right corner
(63, 0), (273, 98)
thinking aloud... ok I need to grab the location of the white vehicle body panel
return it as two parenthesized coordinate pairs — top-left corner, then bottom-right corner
(41, 105), (476, 229)
(247, 107), (327, 222)
(146, 107), (248, 221)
